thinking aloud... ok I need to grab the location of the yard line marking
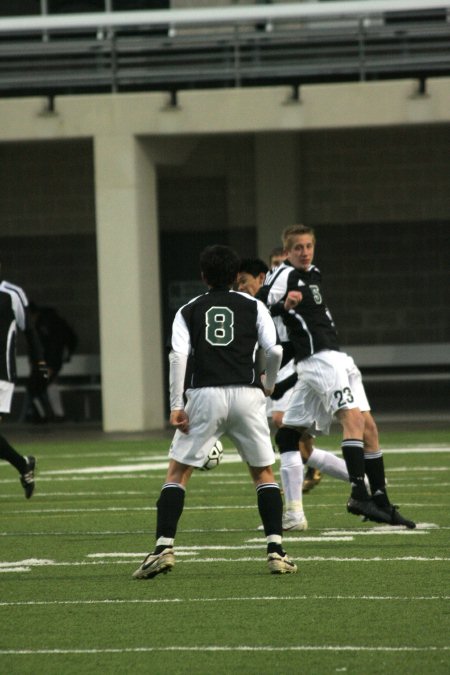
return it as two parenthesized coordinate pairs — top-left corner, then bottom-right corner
(0, 530), (153, 537)
(1, 466), (448, 485)
(86, 540), (355, 557)
(327, 523), (438, 534)
(0, 475), (159, 484)
(4, 505), (261, 514)
(0, 528), (278, 536)
(0, 491), (145, 498)
(0, 645), (448, 654)
(40, 455), (244, 476)
(42, 463), (171, 474)
(384, 466), (450, 472)
(31, 452), (171, 461)
(3, 503), (445, 515)
(0, 594), (447, 607)
(0, 555), (448, 573)
(180, 556), (450, 563)
(314, 525), (430, 541)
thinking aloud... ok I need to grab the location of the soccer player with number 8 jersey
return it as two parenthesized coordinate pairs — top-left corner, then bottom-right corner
(133, 244), (297, 579)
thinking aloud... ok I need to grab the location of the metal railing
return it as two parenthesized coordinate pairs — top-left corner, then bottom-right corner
(0, 1), (449, 96)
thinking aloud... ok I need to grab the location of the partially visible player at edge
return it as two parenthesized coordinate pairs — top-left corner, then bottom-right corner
(133, 244), (297, 579)
(0, 272), (48, 497)
(266, 225), (415, 528)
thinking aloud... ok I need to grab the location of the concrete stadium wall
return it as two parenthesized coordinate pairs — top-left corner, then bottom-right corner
(0, 79), (449, 430)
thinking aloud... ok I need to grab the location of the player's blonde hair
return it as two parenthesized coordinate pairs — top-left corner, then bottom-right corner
(282, 225), (316, 251)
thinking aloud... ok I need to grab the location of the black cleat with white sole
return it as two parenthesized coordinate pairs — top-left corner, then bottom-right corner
(20, 456), (36, 499)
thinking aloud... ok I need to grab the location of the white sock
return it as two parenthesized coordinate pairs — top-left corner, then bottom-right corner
(280, 451), (304, 509)
(307, 447), (349, 482)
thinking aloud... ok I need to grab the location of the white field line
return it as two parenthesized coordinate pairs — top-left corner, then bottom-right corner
(0, 645), (448, 655)
(316, 530), (428, 538)
(0, 475), (158, 484)
(0, 491), (145, 498)
(382, 466), (450, 472)
(1, 525), (442, 538)
(2, 482), (450, 499)
(248, 532), (428, 542)
(1, 467), (449, 485)
(0, 555), (449, 571)
(0, 442), (448, 471)
(0, 484), (449, 500)
(86, 539), (355, 556)
(0, 446), (447, 478)
(1, 444), (447, 469)
(2, 504), (444, 515)
(0, 594), (448, 607)
(24, 453), (172, 461)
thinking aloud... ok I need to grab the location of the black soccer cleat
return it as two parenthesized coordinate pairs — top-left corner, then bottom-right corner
(377, 504), (416, 529)
(347, 496), (392, 525)
(20, 456), (36, 499)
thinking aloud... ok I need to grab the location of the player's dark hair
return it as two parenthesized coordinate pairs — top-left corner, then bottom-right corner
(200, 245), (240, 287)
(238, 258), (269, 278)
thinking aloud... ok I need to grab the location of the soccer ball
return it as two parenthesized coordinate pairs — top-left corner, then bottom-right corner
(199, 440), (224, 471)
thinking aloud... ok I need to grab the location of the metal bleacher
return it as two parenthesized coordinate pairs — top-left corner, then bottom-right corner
(0, 1), (449, 97)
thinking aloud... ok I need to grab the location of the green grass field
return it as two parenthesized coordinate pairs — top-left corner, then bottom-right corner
(0, 428), (449, 674)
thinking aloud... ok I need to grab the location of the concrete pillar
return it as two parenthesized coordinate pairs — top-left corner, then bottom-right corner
(254, 132), (299, 263)
(94, 134), (165, 431)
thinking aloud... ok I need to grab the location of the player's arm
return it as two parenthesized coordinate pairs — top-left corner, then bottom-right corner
(169, 309), (191, 433)
(264, 344), (283, 396)
(9, 286), (49, 382)
(265, 267), (300, 318)
(255, 300), (282, 396)
(168, 350), (189, 433)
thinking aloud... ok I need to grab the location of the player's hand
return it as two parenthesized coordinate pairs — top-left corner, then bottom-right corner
(170, 409), (190, 434)
(284, 291), (302, 310)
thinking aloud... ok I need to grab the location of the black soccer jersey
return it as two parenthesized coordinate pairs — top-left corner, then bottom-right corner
(171, 287), (277, 388)
(0, 280), (28, 382)
(266, 262), (340, 361)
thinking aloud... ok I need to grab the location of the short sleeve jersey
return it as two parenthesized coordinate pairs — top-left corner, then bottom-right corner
(266, 263), (340, 361)
(171, 287), (277, 388)
(0, 280), (28, 382)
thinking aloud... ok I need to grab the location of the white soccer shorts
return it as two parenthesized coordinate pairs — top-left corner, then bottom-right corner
(282, 350), (370, 434)
(169, 385), (276, 468)
(266, 357), (296, 417)
(0, 380), (14, 414)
